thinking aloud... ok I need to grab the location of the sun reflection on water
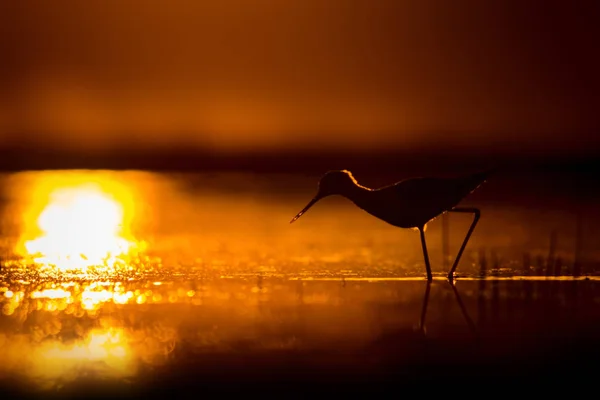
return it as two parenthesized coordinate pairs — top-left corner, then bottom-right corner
(11, 171), (147, 277)
(25, 185), (134, 270)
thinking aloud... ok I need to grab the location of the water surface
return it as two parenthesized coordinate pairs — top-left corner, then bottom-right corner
(0, 170), (598, 396)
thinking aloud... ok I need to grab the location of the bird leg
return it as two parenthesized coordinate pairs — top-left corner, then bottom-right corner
(419, 226), (433, 281)
(447, 207), (481, 281)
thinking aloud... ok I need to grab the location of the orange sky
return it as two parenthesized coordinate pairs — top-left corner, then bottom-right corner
(0, 0), (598, 153)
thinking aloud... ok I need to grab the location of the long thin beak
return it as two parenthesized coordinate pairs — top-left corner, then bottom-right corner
(290, 196), (319, 224)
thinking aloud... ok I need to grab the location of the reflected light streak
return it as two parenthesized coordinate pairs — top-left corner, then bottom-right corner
(29, 327), (136, 388)
(0, 279), (192, 388)
(31, 288), (71, 299)
(1, 280), (201, 320)
(40, 328), (130, 362)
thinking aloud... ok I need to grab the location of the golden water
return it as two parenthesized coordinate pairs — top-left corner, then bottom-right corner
(0, 170), (597, 391)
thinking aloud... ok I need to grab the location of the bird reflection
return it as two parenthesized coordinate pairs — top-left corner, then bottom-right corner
(418, 280), (477, 337)
(419, 281), (431, 334)
(367, 279), (478, 357)
(449, 282), (477, 336)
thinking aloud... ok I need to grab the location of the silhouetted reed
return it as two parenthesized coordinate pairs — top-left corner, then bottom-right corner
(478, 247), (487, 277)
(441, 205), (595, 279)
(573, 210), (583, 277)
(522, 252), (531, 276)
(535, 254), (545, 276)
(546, 231), (557, 276)
(442, 213), (450, 269)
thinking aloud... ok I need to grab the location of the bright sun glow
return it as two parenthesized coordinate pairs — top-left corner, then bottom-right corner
(17, 173), (141, 273)
(25, 185), (131, 269)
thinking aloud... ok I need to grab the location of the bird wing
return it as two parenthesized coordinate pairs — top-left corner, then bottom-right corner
(370, 177), (470, 227)
(392, 177), (461, 210)
(352, 174), (486, 228)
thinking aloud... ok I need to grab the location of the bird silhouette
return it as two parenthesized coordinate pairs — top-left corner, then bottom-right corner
(290, 169), (491, 281)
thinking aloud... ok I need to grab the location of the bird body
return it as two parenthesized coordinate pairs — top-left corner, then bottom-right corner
(290, 169), (490, 281)
(345, 172), (488, 229)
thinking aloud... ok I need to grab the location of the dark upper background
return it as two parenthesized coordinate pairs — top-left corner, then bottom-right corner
(0, 0), (598, 174)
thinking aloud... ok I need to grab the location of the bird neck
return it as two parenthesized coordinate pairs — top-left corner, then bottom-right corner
(338, 182), (372, 204)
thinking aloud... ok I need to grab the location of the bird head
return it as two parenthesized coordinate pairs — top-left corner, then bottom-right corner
(290, 170), (357, 223)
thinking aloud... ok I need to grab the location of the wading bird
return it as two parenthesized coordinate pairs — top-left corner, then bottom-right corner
(290, 170), (490, 281)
